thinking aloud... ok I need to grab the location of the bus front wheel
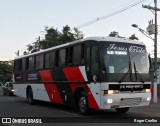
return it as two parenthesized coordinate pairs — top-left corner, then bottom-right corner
(78, 91), (89, 115)
(116, 107), (129, 113)
(27, 88), (34, 104)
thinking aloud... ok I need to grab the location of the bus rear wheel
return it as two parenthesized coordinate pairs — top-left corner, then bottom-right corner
(78, 91), (89, 115)
(27, 88), (34, 104)
(116, 107), (129, 113)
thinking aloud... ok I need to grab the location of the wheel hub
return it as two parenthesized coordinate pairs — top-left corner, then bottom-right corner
(80, 96), (86, 111)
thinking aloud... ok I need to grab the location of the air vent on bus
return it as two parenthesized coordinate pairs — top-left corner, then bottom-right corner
(120, 97), (141, 107)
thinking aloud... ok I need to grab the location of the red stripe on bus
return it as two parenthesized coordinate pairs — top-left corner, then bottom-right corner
(63, 67), (99, 109)
(63, 67), (85, 81)
(87, 92), (99, 109)
(44, 84), (63, 104)
(39, 70), (53, 82)
(39, 70), (63, 104)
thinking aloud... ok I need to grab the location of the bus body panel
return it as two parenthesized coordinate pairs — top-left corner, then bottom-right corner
(14, 83), (101, 109)
(14, 83), (50, 102)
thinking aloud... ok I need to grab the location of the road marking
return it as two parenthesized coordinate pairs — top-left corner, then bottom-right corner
(58, 110), (81, 116)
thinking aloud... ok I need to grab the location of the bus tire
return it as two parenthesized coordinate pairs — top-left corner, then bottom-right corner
(116, 107), (129, 113)
(78, 91), (88, 115)
(27, 88), (34, 104)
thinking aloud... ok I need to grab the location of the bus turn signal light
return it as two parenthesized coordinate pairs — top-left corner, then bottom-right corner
(104, 90), (119, 94)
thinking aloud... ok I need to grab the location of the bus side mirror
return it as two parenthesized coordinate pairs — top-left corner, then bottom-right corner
(102, 67), (106, 73)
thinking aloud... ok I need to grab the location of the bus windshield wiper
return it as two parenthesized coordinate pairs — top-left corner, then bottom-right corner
(133, 62), (144, 83)
(118, 61), (132, 83)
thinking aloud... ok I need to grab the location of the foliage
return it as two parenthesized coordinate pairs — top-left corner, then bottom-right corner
(128, 34), (139, 40)
(109, 31), (125, 38)
(24, 28), (139, 54)
(0, 61), (13, 83)
(109, 31), (139, 40)
(25, 25), (83, 53)
(109, 31), (119, 37)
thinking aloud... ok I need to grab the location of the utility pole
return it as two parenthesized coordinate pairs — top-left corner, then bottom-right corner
(142, 0), (160, 103)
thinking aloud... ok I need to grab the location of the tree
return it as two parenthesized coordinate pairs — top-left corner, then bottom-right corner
(0, 61), (13, 83)
(109, 31), (119, 37)
(73, 27), (83, 40)
(40, 27), (61, 49)
(25, 25), (83, 53)
(128, 34), (139, 40)
(59, 25), (75, 43)
(25, 36), (41, 53)
(109, 31), (125, 38)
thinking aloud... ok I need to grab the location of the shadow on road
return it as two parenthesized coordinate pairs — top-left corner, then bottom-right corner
(17, 98), (137, 118)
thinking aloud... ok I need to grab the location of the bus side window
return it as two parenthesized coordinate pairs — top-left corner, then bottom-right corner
(29, 57), (32, 70)
(55, 50), (59, 67)
(65, 48), (68, 66)
(73, 45), (81, 65)
(26, 58), (29, 71)
(68, 46), (73, 66)
(58, 49), (66, 67)
(39, 54), (44, 69)
(91, 46), (99, 75)
(22, 59), (26, 71)
(45, 53), (50, 69)
(81, 44), (85, 64)
(50, 51), (55, 68)
(35, 55), (40, 70)
(86, 47), (91, 72)
(19, 59), (22, 71)
(14, 60), (22, 72)
(35, 54), (44, 70)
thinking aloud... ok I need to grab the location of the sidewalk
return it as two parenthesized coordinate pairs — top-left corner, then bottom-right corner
(151, 99), (160, 104)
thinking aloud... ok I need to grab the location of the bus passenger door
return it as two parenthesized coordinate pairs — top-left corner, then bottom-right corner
(86, 45), (101, 108)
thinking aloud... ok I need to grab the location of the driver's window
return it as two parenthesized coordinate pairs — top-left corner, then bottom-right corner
(91, 46), (99, 75)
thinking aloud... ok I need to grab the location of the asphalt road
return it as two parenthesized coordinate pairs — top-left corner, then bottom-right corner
(0, 88), (159, 126)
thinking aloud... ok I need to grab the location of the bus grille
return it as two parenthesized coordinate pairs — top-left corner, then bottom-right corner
(120, 98), (141, 107)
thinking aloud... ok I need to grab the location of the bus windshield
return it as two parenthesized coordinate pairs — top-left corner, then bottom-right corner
(100, 42), (149, 74)
(129, 44), (149, 73)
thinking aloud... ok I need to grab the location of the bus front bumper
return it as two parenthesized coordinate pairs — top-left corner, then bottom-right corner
(101, 92), (151, 109)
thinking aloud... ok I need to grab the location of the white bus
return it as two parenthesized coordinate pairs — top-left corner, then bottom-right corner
(13, 36), (151, 114)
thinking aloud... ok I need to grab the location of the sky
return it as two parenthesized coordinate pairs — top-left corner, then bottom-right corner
(0, 0), (160, 61)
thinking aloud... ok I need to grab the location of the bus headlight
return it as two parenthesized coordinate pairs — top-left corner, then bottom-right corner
(147, 97), (151, 101)
(11, 89), (15, 92)
(143, 89), (151, 93)
(104, 90), (119, 94)
(107, 99), (113, 104)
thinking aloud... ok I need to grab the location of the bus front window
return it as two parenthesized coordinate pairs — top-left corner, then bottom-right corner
(101, 42), (149, 74)
(101, 42), (129, 74)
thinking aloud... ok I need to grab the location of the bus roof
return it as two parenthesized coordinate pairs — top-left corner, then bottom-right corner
(14, 36), (145, 60)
